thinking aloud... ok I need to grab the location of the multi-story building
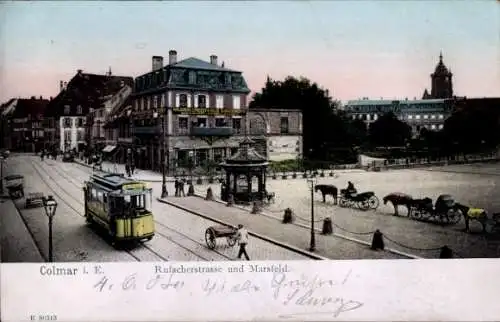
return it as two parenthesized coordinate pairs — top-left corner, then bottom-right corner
(114, 50), (251, 171)
(44, 70), (133, 153)
(247, 108), (303, 161)
(345, 53), (457, 137)
(1, 97), (49, 152)
(344, 98), (453, 136)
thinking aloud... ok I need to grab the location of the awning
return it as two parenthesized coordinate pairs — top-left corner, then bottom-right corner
(102, 145), (116, 153)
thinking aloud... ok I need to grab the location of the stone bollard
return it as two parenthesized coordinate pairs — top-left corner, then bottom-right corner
(205, 187), (214, 201)
(282, 208), (294, 223)
(187, 184), (195, 196)
(322, 218), (333, 235)
(227, 194), (234, 207)
(370, 229), (385, 251)
(251, 201), (261, 214)
(439, 245), (453, 258)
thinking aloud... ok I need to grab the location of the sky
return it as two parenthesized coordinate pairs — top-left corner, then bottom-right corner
(0, 1), (499, 104)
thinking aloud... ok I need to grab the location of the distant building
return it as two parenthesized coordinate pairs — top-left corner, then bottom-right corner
(44, 70), (133, 153)
(106, 50), (251, 171)
(1, 97), (49, 152)
(422, 52), (454, 99)
(247, 108), (303, 161)
(344, 98), (453, 137)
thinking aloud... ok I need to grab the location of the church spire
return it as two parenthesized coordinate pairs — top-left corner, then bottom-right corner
(439, 51), (443, 63)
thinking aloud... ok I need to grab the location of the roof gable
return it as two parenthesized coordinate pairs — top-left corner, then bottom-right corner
(172, 57), (237, 72)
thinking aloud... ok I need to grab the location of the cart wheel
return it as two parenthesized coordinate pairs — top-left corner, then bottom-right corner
(205, 228), (216, 249)
(358, 200), (369, 211)
(227, 235), (237, 247)
(368, 196), (379, 210)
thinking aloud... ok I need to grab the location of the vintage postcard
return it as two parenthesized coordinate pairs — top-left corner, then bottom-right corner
(1, 1), (499, 321)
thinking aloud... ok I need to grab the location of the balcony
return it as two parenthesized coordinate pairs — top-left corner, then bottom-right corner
(191, 126), (234, 137)
(131, 126), (160, 135)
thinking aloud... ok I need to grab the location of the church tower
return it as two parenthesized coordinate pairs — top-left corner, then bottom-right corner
(430, 52), (453, 99)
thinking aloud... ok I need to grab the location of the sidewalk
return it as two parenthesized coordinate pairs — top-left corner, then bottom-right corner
(73, 158), (366, 183)
(0, 197), (44, 262)
(158, 196), (409, 260)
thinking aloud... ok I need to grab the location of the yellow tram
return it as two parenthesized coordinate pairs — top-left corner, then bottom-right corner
(83, 173), (155, 244)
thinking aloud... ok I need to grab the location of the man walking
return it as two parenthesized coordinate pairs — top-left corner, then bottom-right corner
(174, 179), (179, 197)
(236, 224), (250, 260)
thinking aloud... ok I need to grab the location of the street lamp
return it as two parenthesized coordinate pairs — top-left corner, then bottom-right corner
(154, 110), (168, 198)
(43, 195), (58, 262)
(306, 177), (317, 252)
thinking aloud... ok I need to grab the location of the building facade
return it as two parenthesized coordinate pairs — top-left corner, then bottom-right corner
(247, 108), (303, 161)
(111, 50), (251, 171)
(44, 70), (133, 153)
(344, 98), (453, 136)
(1, 97), (49, 152)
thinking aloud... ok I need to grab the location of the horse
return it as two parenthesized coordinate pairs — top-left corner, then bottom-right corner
(383, 193), (414, 216)
(315, 184), (338, 204)
(453, 203), (488, 233)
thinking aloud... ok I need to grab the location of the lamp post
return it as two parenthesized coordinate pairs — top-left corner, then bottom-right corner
(43, 195), (58, 262)
(306, 177), (317, 252)
(154, 110), (168, 198)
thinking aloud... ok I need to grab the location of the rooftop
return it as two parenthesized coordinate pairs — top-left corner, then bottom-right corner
(172, 57), (238, 72)
(345, 99), (446, 106)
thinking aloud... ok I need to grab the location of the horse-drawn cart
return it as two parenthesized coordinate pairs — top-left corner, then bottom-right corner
(4, 174), (24, 199)
(410, 194), (461, 224)
(205, 225), (238, 249)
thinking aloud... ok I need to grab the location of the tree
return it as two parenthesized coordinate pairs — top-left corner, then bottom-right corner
(249, 76), (353, 160)
(442, 107), (500, 153)
(368, 112), (412, 147)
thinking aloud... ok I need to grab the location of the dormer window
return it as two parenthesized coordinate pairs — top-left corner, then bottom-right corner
(76, 105), (82, 114)
(198, 95), (206, 108)
(64, 105), (70, 115)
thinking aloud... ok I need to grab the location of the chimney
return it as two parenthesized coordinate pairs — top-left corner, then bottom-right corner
(60, 81), (64, 92)
(168, 50), (177, 65)
(152, 56), (163, 71)
(77, 69), (82, 74)
(210, 55), (218, 65)
(39, 96), (42, 100)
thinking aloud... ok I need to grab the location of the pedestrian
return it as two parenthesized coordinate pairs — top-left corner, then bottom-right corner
(125, 164), (131, 177)
(236, 224), (250, 260)
(174, 179), (179, 197)
(40, 150), (44, 161)
(130, 163), (135, 175)
(179, 179), (185, 197)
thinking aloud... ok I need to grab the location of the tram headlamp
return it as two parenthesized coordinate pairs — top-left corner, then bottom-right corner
(43, 195), (58, 218)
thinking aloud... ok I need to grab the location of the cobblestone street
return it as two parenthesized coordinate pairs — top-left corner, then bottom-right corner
(1, 155), (310, 262)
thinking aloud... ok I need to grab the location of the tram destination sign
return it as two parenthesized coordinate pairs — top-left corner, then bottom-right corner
(122, 183), (147, 191)
(172, 108), (246, 116)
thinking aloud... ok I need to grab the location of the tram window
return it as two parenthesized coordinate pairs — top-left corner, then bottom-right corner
(97, 191), (103, 203)
(91, 189), (97, 201)
(103, 193), (107, 203)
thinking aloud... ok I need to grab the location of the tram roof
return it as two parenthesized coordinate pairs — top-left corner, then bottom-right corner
(89, 173), (143, 189)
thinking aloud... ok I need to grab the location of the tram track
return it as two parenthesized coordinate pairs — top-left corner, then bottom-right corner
(29, 159), (169, 262)
(35, 158), (234, 261)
